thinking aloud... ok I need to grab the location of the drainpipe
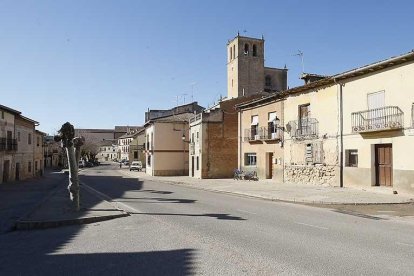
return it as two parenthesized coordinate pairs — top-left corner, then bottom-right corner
(334, 78), (344, 188)
(238, 110), (242, 170)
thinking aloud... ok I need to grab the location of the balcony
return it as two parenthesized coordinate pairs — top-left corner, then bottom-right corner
(244, 127), (282, 142)
(0, 138), (18, 151)
(261, 127), (282, 141)
(351, 106), (404, 133)
(289, 118), (319, 139)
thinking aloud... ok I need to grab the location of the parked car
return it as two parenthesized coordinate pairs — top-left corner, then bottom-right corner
(129, 161), (143, 171)
(78, 160), (84, 168)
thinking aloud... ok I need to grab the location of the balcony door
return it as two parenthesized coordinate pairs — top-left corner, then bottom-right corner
(298, 104), (310, 135)
(375, 144), (392, 187)
(367, 91), (385, 127)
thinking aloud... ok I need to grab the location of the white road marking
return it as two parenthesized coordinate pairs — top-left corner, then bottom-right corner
(81, 182), (142, 214)
(396, 242), (414, 247)
(237, 209), (257, 215)
(294, 222), (329, 230)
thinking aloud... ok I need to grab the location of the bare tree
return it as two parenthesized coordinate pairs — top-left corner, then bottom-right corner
(54, 122), (84, 211)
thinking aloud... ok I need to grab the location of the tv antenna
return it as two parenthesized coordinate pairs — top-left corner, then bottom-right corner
(293, 50), (305, 74)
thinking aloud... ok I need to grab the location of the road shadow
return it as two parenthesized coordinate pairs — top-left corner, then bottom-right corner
(0, 225), (196, 275)
(128, 212), (246, 221)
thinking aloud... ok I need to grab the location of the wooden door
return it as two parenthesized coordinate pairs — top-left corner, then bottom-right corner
(267, 153), (273, 179)
(15, 163), (20, 181)
(375, 144), (392, 186)
(3, 160), (10, 183)
(191, 156), (194, 177)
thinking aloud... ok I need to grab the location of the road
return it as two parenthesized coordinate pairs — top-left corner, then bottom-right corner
(1, 163), (413, 275)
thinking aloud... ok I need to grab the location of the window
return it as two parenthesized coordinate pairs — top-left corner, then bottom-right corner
(244, 43), (249, 55)
(250, 115), (259, 139)
(1, 111), (4, 119)
(35, 161), (38, 171)
(245, 153), (257, 166)
(196, 132), (199, 141)
(28, 133), (32, 145)
(345, 149), (358, 167)
(147, 155), (151, 166)
(233, 45), (236, 58)
(134, 151), (138, 159)
(18, 132), (20, 142)
(28, 162), (32, 173)
(37, 136), (40, 147)
(196, 156), (199, 170)
(411, 103), (414, 127)
(191, 133), (195, 143)
(230, 47), (233, 60)
(268, 112), (277, 137)
(252, 44), (257, 56)
(265, 75), (272, 87)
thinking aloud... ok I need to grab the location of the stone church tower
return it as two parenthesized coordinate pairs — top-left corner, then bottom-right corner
(227, 34), (287, 99)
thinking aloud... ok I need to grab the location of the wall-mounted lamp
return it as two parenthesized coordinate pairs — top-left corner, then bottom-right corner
(181, 133), (191, 143)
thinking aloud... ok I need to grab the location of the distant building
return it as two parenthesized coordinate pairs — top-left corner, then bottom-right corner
(128, 128), (146, 166)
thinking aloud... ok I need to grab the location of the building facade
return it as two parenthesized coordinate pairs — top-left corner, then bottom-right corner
(14, 116), (37, 181)
(145, 113), (193, 176)
(237, 96), (285, 181)
(281, 50), (414, 194)
(189, 95), (265, 179)
(128, 128), (146, 166)
(0, 105), (19, 184)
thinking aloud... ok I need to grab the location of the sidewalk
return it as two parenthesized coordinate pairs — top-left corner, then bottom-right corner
(120, 169), (414, 205)
(0, 170), (128, 232)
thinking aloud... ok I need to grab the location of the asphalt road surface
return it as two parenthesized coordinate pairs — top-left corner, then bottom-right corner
(1, 163), (413, 275)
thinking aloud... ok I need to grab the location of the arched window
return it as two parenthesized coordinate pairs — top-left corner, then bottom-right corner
(244, 43), (249, 55)
(253, 44), (257, 56)
(265, 75), (272, 87)
(230, 47), (233, 60)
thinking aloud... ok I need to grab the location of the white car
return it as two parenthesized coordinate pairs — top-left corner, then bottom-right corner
(129, 161), (143, 171)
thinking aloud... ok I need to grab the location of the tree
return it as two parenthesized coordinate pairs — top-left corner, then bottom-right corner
(54, 122), (84, 211)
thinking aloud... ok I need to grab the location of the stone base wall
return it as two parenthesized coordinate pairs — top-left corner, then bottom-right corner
(284, 165), (337, 186)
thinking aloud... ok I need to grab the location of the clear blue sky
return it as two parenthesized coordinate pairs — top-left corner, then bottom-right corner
(1, 0), (413, 134)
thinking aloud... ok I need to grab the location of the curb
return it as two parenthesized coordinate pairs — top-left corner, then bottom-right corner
(120, 171), (414, 206)
(15, 213), (129, 230)
(14, 182), (130, 231)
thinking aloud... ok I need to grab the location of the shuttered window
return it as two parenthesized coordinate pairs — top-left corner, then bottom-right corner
(367, 91), (385, 110)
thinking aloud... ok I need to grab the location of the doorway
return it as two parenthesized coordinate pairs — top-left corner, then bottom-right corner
(266, 152), (273, 179)
(15, 163), (20, 181)
(191, 156), (195, 177)
(375, 144), (392, 186)
(3, 160), (10, 183)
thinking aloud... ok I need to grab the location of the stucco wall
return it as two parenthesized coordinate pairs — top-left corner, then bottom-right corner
(239, 100), (284, 181)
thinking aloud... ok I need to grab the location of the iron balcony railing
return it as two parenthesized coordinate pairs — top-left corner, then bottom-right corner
(351, 106), (404, 133)
(289, 118), (318, 139)
(0, 138), (18, 151)
(244, 127), (282, 141)
(190, 113), (202, 124)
